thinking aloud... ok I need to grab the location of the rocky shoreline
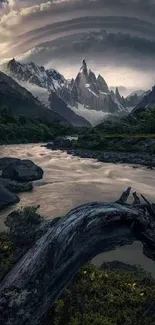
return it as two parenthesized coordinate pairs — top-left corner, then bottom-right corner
(66, 149), (155, 168)
(46, 143), (155, 168)
(0, 157), (43, 211)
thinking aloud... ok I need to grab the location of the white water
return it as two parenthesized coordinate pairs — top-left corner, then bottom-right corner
(0, 144), (155, 276)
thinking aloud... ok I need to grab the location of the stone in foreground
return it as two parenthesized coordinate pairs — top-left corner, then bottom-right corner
(0, 185), (20, 210)
(1, 158), (43, 182)
(0, 178), (33, 193)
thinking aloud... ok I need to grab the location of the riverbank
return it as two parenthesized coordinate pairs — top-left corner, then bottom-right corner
(66, 149), (155, 168)
(46, 143), (155, 168)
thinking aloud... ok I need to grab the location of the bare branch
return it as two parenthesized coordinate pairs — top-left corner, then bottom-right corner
(141, 194), (155, 219)
(115, 187), (131, 204)
(132, 192), (141, 205)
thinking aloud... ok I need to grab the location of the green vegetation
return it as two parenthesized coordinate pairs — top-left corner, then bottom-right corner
(46, 264), (155, 325)
(0, 206), (42, 280)
(71, 110), (155, 152)
(1, 105), (155, 151)
(0, 108), (78, 144)
(95, 109), (155, 135)
(1, 206), (155, 325)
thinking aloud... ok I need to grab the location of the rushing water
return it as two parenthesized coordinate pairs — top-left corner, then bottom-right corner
(0, 143), (155, 276)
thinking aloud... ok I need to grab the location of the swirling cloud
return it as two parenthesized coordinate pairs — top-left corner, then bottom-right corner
(0, 0), (155, 89)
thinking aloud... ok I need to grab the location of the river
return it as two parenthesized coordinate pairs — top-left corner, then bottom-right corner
(0, 143), (155, 276)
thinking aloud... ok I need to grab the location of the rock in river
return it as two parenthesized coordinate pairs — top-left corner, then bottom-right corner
(0, 158), (43, 182)
(0, 178), (33, 193)
(0, 185), (20, 210)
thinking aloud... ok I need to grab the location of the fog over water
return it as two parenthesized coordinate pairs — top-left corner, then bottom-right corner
(0, 143), (155, 276)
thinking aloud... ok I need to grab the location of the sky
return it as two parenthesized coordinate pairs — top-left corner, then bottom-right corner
(0, 0), (155, 91)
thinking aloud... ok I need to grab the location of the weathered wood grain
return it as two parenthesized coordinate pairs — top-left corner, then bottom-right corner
(0, 189), (155, 325)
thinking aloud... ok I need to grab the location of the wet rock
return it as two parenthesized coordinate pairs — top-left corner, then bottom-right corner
(0, 157), (21, 170)
(65, 149), (155, 167)
(0, 178), (33, 193)
(46, 137), (72, 149)
(0, 185), (20, 210)
(1, 158), (43, 182)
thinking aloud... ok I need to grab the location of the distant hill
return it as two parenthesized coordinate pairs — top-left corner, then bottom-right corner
(125, 90), (146, 109)
(132, 86), (155, 115)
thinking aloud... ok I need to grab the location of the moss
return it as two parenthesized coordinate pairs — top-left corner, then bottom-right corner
(44, 264), (155, 325)
(0, 206), (43, 280)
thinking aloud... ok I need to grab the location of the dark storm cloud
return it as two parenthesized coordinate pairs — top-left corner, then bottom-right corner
(14, 0), (155, 21)
(18, 29), (155, 72)
(7, 15), (155, 58)
(45, 30), (155, 59)
(0, 0), (155, 90)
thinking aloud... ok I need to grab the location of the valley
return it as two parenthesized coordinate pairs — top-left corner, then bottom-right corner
(0, 56), (155, 325)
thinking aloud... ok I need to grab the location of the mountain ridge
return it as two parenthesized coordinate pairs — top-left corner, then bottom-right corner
(1, 58), (150, 125)
(0, 59), (90, 127)
(0, 70), (68, 124)
(132, 86), (155, 115)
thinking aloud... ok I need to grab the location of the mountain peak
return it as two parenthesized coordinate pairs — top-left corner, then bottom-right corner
(80, 59), (88, 75)
(97, 74), (109, 93)
(1, 58), (127, 124)
(115, 87), (119, 94)
(8, 58), (17, 68)
(152, 85), (155, 92)
(10, 58), (16, 63)
(70, 59), (126, 114)
(115, 87), (121, 99)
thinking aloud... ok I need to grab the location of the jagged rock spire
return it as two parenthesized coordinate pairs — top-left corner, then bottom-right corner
(80, 58), (88, 75)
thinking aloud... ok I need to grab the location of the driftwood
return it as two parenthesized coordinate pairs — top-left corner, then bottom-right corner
(0, 187), (155, 325)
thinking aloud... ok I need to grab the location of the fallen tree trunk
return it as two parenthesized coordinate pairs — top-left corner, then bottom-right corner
(0, 188), (155, 325)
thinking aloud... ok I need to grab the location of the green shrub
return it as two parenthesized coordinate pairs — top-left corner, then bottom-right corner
(44, 263), (155, 325)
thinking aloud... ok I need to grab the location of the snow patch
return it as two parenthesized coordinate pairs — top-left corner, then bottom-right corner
(17, 80), (50, 108)
(87, 88), (99, 97)
(126, 106), (134, 113)
(68, 103), (112, 126)
(112, 97), (124, 111)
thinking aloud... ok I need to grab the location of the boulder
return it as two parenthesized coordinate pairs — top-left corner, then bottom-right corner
(1, 158), (43, 182)
(0, 158), (21, 170)
(0, 178), (33, 193)
(0, 185), (20, 210)
(46, 137), (72, 149)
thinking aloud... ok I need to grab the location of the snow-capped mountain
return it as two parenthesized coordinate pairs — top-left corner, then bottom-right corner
(0, 58), (127, 126)
(2, 58), (69, 102)
(0, 59), (90, 127)
(70, 59), (126, 114)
